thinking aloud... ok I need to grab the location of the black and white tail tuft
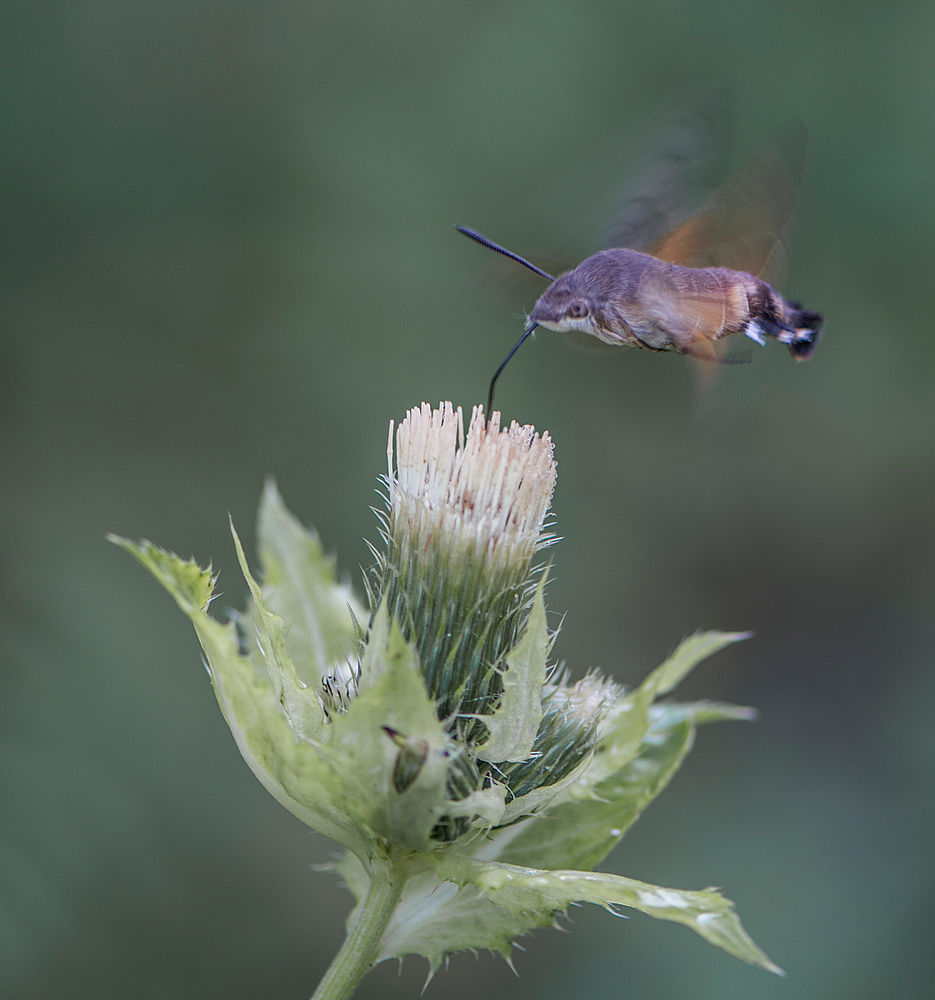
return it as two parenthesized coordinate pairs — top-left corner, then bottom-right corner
(749, 298), (823, 361)
(783, 303), (823, 360)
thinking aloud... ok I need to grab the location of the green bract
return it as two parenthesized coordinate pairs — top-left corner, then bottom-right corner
(112, 402), (780, 996)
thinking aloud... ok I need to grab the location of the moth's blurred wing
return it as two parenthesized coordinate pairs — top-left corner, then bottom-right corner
(647, 119), (808, 282)
(637, 266), (729, 347)
(680, 232), (789, 287)
(600, 87), (734, 254)
(496, 85), (733, 265)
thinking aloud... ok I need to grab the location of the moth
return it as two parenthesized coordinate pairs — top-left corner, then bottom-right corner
(457, 106), (823, 415)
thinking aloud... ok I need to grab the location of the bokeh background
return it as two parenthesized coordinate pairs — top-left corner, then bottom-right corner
(2, 1), (934, 997)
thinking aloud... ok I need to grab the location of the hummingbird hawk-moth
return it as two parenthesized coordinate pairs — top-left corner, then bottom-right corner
(457, 107), (823, 415)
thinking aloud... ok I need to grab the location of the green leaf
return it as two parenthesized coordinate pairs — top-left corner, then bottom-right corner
(330, 617), (504, 849)
(477, 572), (551, 764)
(256, 480), (365, 685)
(230, 519), (328, 744)
(574, 630), (751, 797)
(649, 631), (752, 697)
(336, 851), (550, 976)
(649, 700), (757, 730)
(431, 853), (782, 975)
(110, 536), (372, 862)
(493, 720), (695, 871)
(108, 535), (216, 616)
(357, 601), (391, 691)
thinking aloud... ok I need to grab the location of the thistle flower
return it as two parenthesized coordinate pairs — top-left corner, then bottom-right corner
(112, 402), (779, 999)
(374, 403), (556, 742)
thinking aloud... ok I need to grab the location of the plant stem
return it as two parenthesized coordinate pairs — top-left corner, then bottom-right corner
(310, 851), (407, 1000)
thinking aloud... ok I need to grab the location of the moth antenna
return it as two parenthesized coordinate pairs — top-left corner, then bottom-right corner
(487, 322), (538, 419)
(455, 225), (555, 282)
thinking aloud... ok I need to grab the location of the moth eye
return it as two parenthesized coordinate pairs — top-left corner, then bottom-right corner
(567, 301), (589, 319)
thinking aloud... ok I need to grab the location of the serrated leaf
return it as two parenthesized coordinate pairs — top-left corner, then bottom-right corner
(257, 480), (365, 685)
(110, 537), (371, 861)
(230, 519), (328, 744)
(494, 720), (695, 871)
(108, 535), (216, 615)
(384, 876), (550, 972)
(476, 573), (550, 763)
(336, 851), (550, 975)
(431, 854), (782, 975)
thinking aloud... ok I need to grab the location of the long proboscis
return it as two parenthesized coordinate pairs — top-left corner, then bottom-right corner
(456, 225), (553, 419)
(455, 225), (555, 282)
(487, 323), (538, 419)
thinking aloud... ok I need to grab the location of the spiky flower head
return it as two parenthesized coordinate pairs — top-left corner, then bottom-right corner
(375, 404), (554, 725)
(378, 405), (552, 709)
(112, 401), (779, 989)
(362, 403), (617, 840)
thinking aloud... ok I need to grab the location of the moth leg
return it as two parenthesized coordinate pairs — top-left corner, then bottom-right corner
(680, 340), (721, 364)
(682, 339), (752, 366)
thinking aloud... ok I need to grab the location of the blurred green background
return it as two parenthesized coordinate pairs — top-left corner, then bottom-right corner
(2, 1), (934, 997)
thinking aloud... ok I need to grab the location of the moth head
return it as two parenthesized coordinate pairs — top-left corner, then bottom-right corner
(530, 278), (597, 334)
